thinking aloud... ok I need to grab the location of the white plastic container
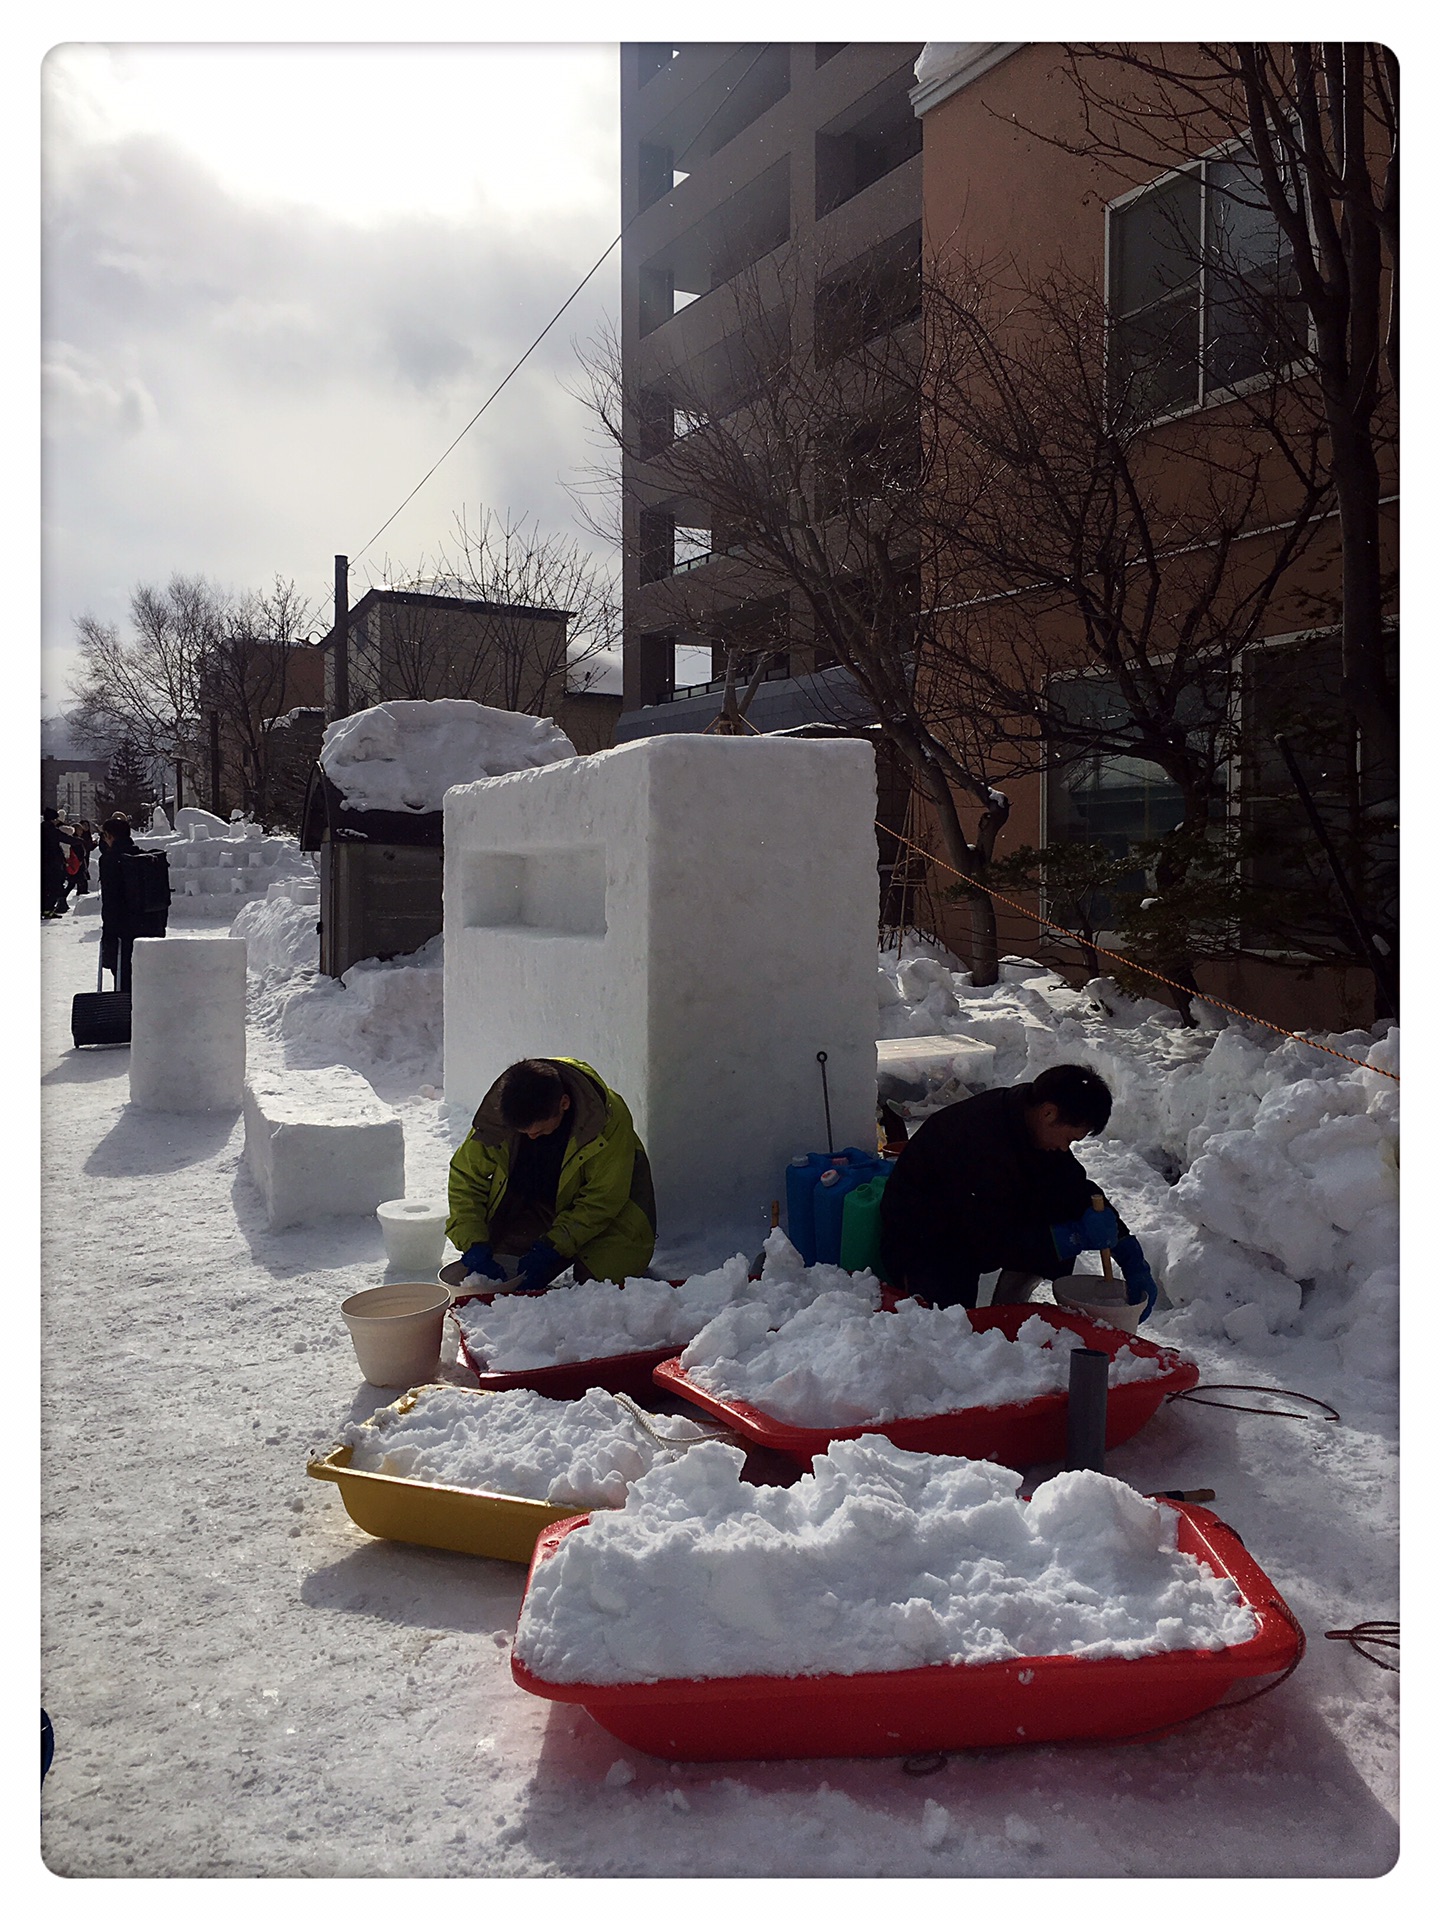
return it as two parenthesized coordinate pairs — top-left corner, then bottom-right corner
(341, 1281), (450, 1387)
(376, 1197), (450, 1272)
(1051, 1273), (1146, 1337)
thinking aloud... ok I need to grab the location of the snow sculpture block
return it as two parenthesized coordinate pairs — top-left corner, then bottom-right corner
(444, 734), (878, 1249)
(243, 1065), (405, 1231)
(129, 936), (247, 1113)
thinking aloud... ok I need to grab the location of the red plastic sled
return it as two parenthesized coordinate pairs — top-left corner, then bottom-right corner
(450, 1281), (688, 1400)
(511, 1504), (1302, 1761)
(652, 1305), (1200, 1470)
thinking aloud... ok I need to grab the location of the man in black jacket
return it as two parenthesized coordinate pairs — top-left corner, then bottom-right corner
(98, 813), (169, 990)
(879, 1062), (1157, 1314)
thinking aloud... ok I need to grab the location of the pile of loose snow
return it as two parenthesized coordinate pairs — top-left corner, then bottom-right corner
(319, 699), (575, 813)
(454, 1237), (879, 1375)
(514, 1440), (1257, 1684)
(341, 1384), (706, 1508)
(232, 893), (321, 973)
(682, 1290), (1164, 1427)
(247, 934), (445, 1090)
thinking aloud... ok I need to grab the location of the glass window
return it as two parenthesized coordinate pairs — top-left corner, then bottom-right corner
(1044, 671), (1224, 924)
(1108, 146), (1303, 418)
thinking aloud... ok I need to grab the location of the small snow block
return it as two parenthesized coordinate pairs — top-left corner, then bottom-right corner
(243, 1064), (405, 1230)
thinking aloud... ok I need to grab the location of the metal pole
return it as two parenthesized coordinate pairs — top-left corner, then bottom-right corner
(1272, 732), (1397, 1018)
(1065, 1347), (1110, 1473)
(332, 554), (350, 721)
(208, 710), (222, 815)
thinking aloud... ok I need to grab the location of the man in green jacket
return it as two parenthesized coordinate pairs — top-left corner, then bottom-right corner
(445, 1057), (657, 1292)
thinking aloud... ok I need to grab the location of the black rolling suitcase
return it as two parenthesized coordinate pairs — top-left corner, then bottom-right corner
(71, 954), (131, 1048)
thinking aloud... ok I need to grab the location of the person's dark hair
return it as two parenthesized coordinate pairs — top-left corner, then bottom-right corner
(1027, 1063), (1113, 1136)
(42, 806), (58, 821)
(102, 812), (133, 843)
(498, 1059), (566, 1129)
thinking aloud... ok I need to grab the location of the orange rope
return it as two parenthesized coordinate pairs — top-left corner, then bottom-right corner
(879, 823), (1399, 1084)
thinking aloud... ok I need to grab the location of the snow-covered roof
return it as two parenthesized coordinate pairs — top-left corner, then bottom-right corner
(318, 699), (576, 813)
(911, 42), (1025, 116)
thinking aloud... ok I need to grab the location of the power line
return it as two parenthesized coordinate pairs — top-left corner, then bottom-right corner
(350, 42), (776, 568)
(352, 230), (621, 564)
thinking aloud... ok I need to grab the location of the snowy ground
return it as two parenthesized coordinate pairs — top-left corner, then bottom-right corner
(35, 899), (1403, 1891)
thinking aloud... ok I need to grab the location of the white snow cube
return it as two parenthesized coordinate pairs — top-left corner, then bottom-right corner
(129, 936), (247, 1113)
(443, 734), (878, 1248)
(243, 1065), (405, 1231)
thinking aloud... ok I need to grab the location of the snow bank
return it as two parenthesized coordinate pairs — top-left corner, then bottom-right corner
(514, 1440), (1257, 1684)
(252, 935), (445, 1088)
(232, 893), (320, 973)
(342, 1384), (706, 1508)
(682, 1290), (1164, 1426)
(452, 1236), (879, 1374)
(320, 699), (575, 813)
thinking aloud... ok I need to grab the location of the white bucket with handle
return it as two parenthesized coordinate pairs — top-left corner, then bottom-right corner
(1051, 1272), (1145, 1337)
(341, 1281), (451, 1386)
(376, 1197), (450, 1273)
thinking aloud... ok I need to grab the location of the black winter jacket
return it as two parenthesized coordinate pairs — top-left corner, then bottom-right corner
(879, 1083), (1125, 1286)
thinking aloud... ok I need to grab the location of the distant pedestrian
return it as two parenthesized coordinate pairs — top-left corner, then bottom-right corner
(41, 807), (70, 918)
(61, 819), (94, 903)
(99, 812), (169, 990)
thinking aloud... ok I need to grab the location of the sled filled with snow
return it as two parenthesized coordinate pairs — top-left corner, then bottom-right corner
(449, 1252), (880, 1402)
(509, 1440), (1301, 1761)
(306, 1384), (708, 1561)
(654, 1303), (1199, 1470)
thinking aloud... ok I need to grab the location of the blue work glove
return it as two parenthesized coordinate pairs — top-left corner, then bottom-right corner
(515, 1238), (567, 1294)
(1114, 1236), (1158, 1322)
(461, 1242), (506, 1282)
(1050, 1201), (1121, 1261)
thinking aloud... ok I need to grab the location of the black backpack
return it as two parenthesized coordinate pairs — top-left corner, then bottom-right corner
(119, 849), (172, 926)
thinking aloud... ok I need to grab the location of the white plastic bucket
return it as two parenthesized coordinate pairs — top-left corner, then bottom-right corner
(376, 1197), (450, 1273)
(1051, 1274), (1146, 1337)
(341, 1281), (451, 1387)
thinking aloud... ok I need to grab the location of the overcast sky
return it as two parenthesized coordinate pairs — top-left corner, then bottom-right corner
(40, 37), (623, 723)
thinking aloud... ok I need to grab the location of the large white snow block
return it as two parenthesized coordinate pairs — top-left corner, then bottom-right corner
(444, 734), (878, 1248)
(243, 1065), (405, 1231)
(129, 936), (247, 1113)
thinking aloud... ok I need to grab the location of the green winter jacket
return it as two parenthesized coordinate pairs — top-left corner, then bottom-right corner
(446, 1058), (657, 1283)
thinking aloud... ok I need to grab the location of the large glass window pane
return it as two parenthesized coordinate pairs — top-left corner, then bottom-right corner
(1111, 172), (1201, 317)
(1203, 151), (1301, 391)
(1112, 292), (1202, 417)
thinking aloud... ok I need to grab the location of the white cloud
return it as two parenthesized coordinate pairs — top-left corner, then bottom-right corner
(40, 40), (622, 713)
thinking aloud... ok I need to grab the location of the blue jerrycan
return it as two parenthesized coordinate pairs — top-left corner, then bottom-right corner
(785, 1148), (874, 1266)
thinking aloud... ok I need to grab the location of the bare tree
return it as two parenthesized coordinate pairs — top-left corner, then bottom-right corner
(580, 246), (1028, 984)
(1039, 44), (1398, 975)
(200, 577), (316, 821)
(70, 574), (226, 811)
(920, 256), (1337, 1006)
(372, 508), (617, 716)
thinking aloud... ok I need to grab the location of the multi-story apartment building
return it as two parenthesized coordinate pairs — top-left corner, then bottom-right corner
(913, 42), (1397, 1027)
(614, 41), (923, 743)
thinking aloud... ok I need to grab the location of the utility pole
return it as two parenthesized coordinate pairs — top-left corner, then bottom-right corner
(209, 710), (222, 814)
(332, 553), (350, 720)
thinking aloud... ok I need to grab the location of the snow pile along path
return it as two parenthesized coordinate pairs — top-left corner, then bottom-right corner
(515, 1440), (1257, 1684)
(453, 1241), (880, 1375)
(681, 1291), (1164, 1427)
(342, 1385), (707, 1508)
(319, 699), (575, 813)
